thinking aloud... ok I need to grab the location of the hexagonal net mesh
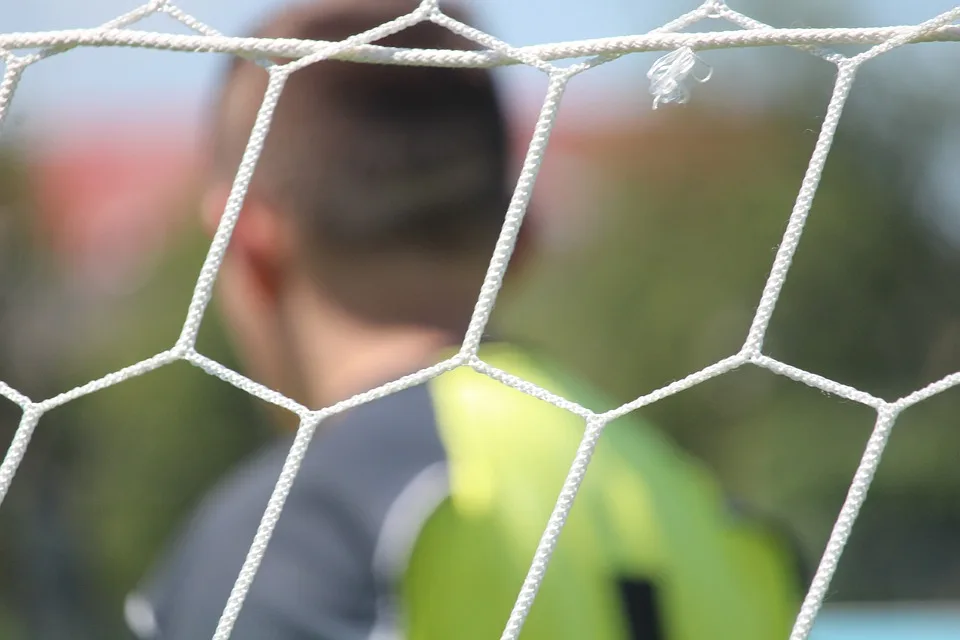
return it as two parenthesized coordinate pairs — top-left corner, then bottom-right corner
(1, 1), (960, 639)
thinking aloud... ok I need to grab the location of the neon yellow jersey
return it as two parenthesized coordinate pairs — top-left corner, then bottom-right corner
(405, 343), (801, 640)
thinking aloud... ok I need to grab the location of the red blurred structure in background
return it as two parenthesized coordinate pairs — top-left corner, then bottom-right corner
(21, 106), (616, 294)
(26, 119), (200, 294)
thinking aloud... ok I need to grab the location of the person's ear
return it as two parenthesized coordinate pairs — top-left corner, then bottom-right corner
(201, 184), (294, 303)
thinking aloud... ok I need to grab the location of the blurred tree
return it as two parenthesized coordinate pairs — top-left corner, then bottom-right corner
(0, 161), (270, 638)
(0, 147), (97, 639)
(47, 214), (273, 637)
(501, 99), (960, 602)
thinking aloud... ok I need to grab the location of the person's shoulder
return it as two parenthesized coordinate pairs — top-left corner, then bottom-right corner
(425, 341), (719, 508)
(426, 341), (682, 461)
(428, 341), (594, 422)
(310, 385), (445, 491)
(197, 382), (451, 543)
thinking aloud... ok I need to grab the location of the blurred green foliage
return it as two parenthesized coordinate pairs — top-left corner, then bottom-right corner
(2, 97), (960, 638)
(504, 105), (960, 601)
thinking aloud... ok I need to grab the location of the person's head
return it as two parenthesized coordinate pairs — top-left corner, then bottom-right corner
(202, 0), (526, 406)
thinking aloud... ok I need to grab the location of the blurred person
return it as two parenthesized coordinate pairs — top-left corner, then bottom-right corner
(125, 1), (803, 639)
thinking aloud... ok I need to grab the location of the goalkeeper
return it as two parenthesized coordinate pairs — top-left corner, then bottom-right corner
(126, 1), (802, 639)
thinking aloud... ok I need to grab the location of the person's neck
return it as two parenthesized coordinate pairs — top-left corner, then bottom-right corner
(287, 289), (460, 410)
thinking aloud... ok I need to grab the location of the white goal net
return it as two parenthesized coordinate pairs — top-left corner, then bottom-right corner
(2, 1), (960, 639)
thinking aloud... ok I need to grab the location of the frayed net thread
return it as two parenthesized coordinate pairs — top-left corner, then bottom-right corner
(647, 46), (713, 109)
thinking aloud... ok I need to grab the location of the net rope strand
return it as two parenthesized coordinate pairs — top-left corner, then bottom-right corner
(3, 24), (960, 65)
(0, 1), (957, 639)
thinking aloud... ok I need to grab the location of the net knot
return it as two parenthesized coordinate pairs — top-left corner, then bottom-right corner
(646, 46), (713, 109)
(701, 0), (727, 19)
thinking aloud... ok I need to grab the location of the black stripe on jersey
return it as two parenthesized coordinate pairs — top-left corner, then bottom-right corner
(617, 578), (665, 640)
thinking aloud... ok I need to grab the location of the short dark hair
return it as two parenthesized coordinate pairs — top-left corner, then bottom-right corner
(210, 0), (511, 260)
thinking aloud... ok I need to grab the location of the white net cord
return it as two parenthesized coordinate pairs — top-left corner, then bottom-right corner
(0, 1), (958, 639)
